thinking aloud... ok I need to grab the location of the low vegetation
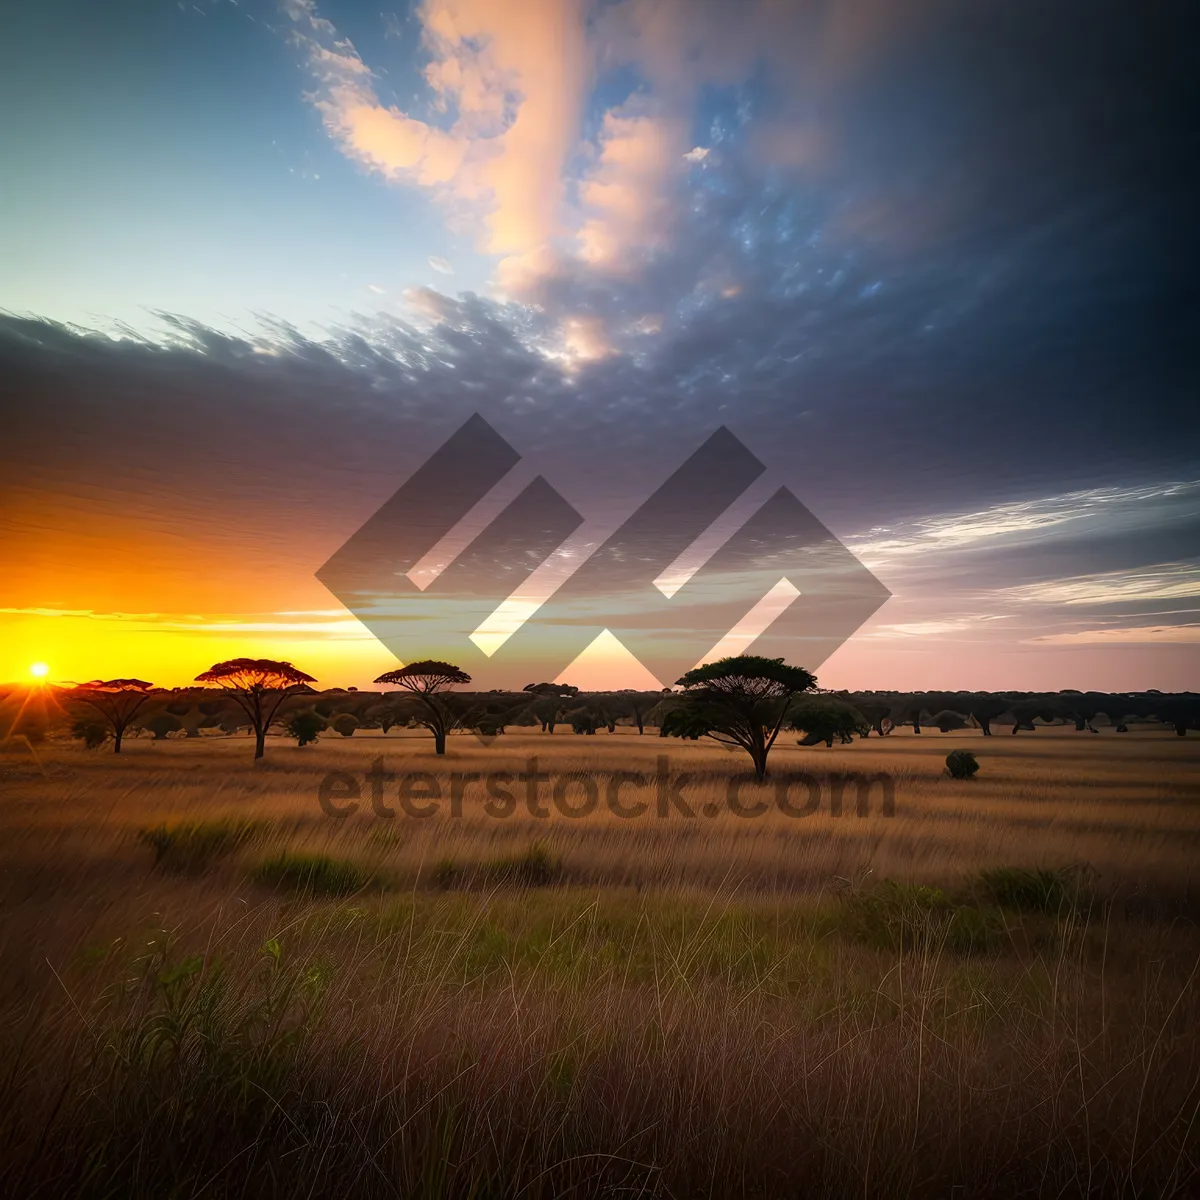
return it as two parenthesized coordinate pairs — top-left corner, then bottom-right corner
(252, 852), (366, 896)
(1, 722), (1198, 1197)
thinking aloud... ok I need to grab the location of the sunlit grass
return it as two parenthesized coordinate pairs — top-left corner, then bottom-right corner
(1, 729), (1198, 1196)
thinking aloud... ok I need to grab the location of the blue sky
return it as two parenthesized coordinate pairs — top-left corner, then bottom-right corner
(2, 0), (487, 329)
(1, 0), (1197, 689)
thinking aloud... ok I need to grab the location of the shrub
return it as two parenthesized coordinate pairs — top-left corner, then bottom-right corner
(789, 698), (869, 746)
(71, 719), (109, 749)
(492, 842), (560, 887)
(931, 709), (968, 733)
(332, 713), (359, 738)
(253, 853), (365, 896)
(843, 880), (1002, 954)
(978, 866), (1087, 914)
(142, 714), (183, 740)
(842, 880), (952, 950)
(286, 710), (325, 746)
(139, 820), (266, 871)
(432, 858), (457, 889)
(946, 749), (980, 779)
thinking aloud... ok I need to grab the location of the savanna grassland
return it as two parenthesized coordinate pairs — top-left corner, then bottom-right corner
(2, 727), (1199, 1198)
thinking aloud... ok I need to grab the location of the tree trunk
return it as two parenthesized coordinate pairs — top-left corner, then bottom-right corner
(254, 727), (266, 759)
(113, 729), (123, 754)
(434, 731), (447, 754)
(977, 716), (992, 736)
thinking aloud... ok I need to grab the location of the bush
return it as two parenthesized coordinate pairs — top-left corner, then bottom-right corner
(432, 858), (457, 889)
(842, 880), (952, 950)
(978, 866), (1087, 914)
(253, 853), (365, 896)
(492, 842), (560, 887)
(71, 719), (109, 749)
(946, 749), (980, 779)
(332, 713), (358, 738)
(286, 710), (325, 746)
(142, 714), (183, 740)
(789, 698), (869, 746)
(842, 880), (1000, 953)
(139, 820), (266, 871)
(931, 709), (968, 733)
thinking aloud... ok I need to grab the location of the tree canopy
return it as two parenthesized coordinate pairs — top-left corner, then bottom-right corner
(667, 655), (817, 779)
(195, 659), (316, 759)
(375, 660), (473, 754)
(68, 678), (156, 754)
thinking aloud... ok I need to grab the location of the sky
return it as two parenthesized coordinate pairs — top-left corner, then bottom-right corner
(1, 0), (1197, 692)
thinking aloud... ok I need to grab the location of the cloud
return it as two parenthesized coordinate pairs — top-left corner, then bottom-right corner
(848, 483), (1200, 567)
(1029, 625), (1200, 646)
(998, 564), (1200, 607)
(285, 0), (589, 266)
(427, 255), (454, 274)
(576, 103), (689, 271)
(868, 616), (1006, 639)
(366, 283), (387, 294)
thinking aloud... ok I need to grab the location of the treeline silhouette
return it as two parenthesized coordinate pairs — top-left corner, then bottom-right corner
(3, 672), (1197, 758)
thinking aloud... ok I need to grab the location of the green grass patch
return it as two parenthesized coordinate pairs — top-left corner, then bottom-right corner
(139, 819), (267, 871)
(253, 853), (366, 897)
(977, 866), (1089, 914)
(842, 880), (1002, 954)
(488, 842), (561, 887)
(431, 857), (457, 889)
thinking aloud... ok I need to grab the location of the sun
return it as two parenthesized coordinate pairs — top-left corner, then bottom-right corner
(29, 662), (49, 680)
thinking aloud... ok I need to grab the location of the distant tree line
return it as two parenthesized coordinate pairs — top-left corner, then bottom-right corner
(2, 654), (1196, 780)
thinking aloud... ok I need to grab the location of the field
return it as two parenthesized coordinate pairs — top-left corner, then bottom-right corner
(2, 726), (1199, 1197)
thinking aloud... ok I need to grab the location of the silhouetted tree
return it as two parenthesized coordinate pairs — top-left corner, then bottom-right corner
(71, 719), (109, 749)
(142, 714), (183, 740)
(286, 709), (324, 746)
(68, 679), (155, 754)
(333, 713), (358, 738)
(930, 709), (969, 733)
(375, 661), (472, 754)
(666, 655), (817, 780)
(965, 694), (1008, 736)
(790, 698), (869, 746)
(522, 682), (579, 733)
(856, 700), (893, 737)
(195, 659), (317, 759)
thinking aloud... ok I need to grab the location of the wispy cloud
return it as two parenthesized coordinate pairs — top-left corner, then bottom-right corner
(1029, 624), (1200, 645)
(866, 616), (1007, 639)
(849, 481), (1200, 566)
(998, 563), (1200, 607)
(427, 255), (454, 275)
(0, 606), (366, 638)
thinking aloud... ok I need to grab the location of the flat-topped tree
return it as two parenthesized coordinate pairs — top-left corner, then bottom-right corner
(68, 679), (155, 753)
(195, 659), (316, 759)
(669, 655), (817, 780)
(375, 661), (471, 755)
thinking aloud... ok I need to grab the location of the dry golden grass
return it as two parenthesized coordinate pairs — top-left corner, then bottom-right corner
(1, 726), (1199, 1197)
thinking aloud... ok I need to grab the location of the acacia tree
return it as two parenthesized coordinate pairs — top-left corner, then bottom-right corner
(69, 679), (155, 753)
(667, 655), (817, 780)
(375, 661), (472, 755)
(195, 659), (317, 759)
